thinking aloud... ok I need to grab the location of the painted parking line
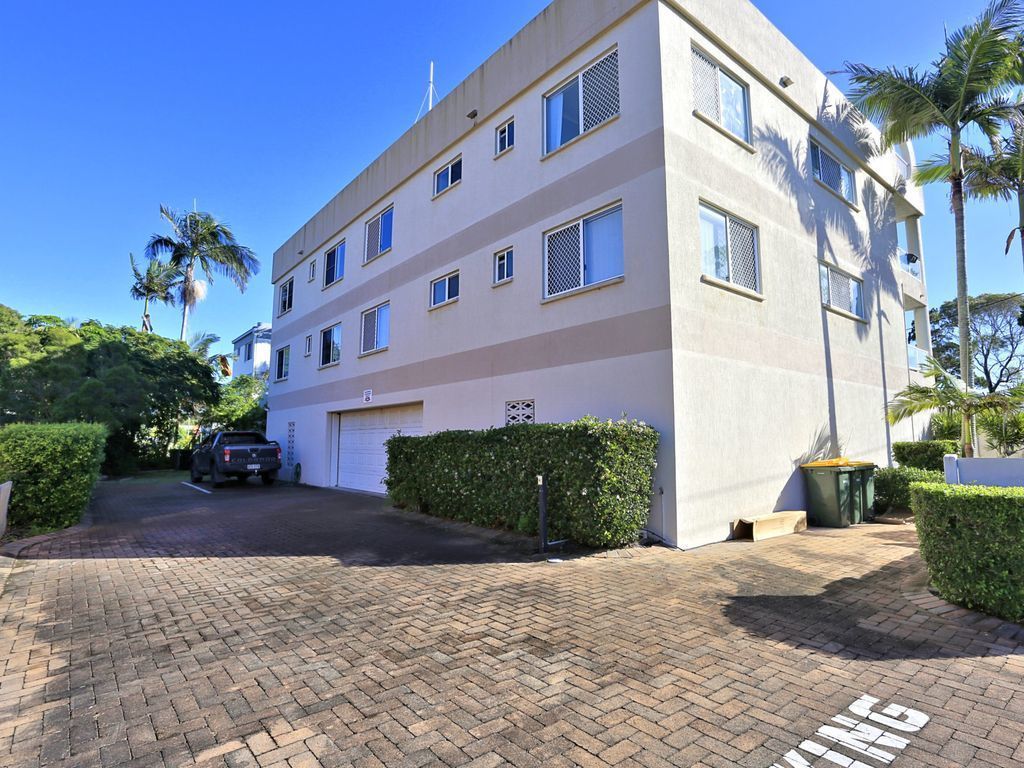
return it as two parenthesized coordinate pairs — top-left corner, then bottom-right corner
(180, 482), (212, 495)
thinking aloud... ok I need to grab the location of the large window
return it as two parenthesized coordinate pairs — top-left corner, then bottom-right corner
(494, 248), (514, 284)
(544, 49), (619, 154)
(275, 346), (290, 381)
(434, 157), (462, 196)
(364, 207), (394, 263)
(361, 302), (390, 354)
(811, 141), (857, 205)
(430, 272), (460, 307)
(544, 204), (623, 298)
(278, 278), (293, 315)
(319, 323), (341, 367)
(698, 203), (760, 292)
(691, 47), (750, 143)
(496, 118), (515, 155)
(819, 263), (865, 319)
(324, 242), (345, 286)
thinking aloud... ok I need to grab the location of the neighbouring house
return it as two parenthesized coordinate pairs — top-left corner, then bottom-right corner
(266, 0), (931, 549)
(231, 323), (272, 379)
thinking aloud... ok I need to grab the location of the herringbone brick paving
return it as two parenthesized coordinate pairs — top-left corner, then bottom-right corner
(0, 480), (1022, 767)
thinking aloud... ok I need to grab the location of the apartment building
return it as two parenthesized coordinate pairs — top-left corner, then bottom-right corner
(230, 322), (272, 379)
(266, 0), (931, 549)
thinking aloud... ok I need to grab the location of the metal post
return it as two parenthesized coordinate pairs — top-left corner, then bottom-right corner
(537, 474), (547, 553)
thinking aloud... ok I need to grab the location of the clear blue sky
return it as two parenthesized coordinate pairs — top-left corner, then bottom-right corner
(0, 0), (1017, 356)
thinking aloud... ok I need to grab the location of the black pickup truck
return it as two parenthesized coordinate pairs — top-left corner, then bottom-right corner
(190, 431), (281, 487)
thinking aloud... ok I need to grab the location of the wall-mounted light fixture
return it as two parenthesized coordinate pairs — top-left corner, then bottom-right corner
(297, 250), (305, 256)
(779, 75), (794, 88)
(466, 109), (478, 120)
(906, 253), (919, 263)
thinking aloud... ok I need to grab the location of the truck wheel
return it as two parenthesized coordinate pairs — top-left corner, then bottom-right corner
(261, 472), (276, 486)
(211, 466), (226, 488)
(190, 462), (202, 483)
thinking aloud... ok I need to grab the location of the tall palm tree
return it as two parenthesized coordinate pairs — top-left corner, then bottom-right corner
(144, 205), (259, 341)
(129, 253), (179, 332)
(845, 0), (1022, 455)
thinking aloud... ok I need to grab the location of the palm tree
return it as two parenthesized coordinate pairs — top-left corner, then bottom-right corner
(144, 205), (259, 341)
(129, 253), (179, 332)
(887, 357), (1019, 456)
(845, 0), (1022, 455)
(189, 331), (233, 379)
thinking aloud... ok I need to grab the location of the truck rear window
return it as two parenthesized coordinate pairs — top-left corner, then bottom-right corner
(219, 433), (268, 445)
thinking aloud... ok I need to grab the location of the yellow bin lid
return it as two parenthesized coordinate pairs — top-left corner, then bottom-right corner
(801, 457), (876, 469)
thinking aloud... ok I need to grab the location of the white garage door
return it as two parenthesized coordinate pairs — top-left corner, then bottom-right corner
(337, 404), (423, 493)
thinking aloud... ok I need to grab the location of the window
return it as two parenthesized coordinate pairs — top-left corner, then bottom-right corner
(691, 47), (750, 142)
(430, 272), (460, 307)
(494, 248), (514, 284)
(304, 334), (312, 357)
(544, 49), (619, 153)
(364, 207), (394, 263)
(698, 204), (759, 292)
(496, 119), (515, 155)
(505, 400), (535, 425)
(308, 260), (316, 282)
(811, 141), (857, 205)
(434, 157), (462, 196)
(275, 347), (290, 381)
(319, 323), (341, 367)
(819, 263), (865, 319)
(544, 204), (623, 298)
(324, 242), (345, 286)
(244, 342), (252, 361)
(278, 278), (293, 315)
(360, 302), (390, 354)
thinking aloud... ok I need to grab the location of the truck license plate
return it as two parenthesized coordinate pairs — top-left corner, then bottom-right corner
(247, 463), (261, 470)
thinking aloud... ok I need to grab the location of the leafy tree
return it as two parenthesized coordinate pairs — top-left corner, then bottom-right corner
(188, 331), (232, 378)
(144, 205), (259, 341)
(201, 374), (267, 433)
(846, 0), (1023, 454)
(930, 293), (1024, 391)
(129, 253), (179, 332)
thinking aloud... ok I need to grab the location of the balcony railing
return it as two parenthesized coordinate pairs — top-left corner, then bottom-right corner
(907, 344), (930, 371)
(898, 249), (921, 279)
(895, 153), (911, 183)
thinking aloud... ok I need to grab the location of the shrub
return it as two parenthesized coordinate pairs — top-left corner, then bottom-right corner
(911, 482), (1024, 623)
(873, 466), (943, 512)
(0, 422), (108, 531)
(892, 440), (959, 470)
(929, 411), (961, 441)
(386, 417), (659, 548)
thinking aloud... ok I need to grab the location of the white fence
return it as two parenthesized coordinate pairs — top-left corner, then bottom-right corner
(943, 454), (1024, 487)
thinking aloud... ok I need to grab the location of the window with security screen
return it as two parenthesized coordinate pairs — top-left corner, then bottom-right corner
(545, 49), (619, 153)
(698, 203), (759, 293)
(364, 207), (394, 263)
(691, 47), (750, 142)
(811, 141), (857, 205)
(819, 263), (865, 319)
(360, 302), (390, 354)
(544, 204), (623, 298)
(505, 400), (535, 425)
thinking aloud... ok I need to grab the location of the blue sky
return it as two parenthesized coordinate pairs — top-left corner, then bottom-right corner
(0, 0), (1018, 356)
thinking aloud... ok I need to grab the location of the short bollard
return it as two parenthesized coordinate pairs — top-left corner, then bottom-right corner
(537, 474), (566, 554)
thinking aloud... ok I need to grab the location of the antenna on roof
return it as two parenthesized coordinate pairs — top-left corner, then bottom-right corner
(415, 61), (439, 123)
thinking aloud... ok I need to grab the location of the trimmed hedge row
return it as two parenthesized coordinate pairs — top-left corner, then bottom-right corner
(385, 417), (659, 548)
(873, 467), (944, 512)
(0, 423), (108, 531)
(911, 482), (1024, 623)
(893, 440), (959, 471)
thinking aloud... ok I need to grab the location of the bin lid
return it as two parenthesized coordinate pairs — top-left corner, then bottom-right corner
(801, 457), (876, 469)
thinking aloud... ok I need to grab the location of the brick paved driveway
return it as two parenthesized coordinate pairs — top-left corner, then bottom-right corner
(1, 479), (1023, 768)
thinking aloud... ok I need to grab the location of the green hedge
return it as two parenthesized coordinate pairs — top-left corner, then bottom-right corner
(874, 467), (944, 512)
(385, 417), (659, 548)
(911, 482), (1024, 623)
(892, 440), (959, 471)
(0, 423), (108, 531)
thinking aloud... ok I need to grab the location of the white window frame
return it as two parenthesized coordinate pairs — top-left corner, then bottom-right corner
(495, 118), (515, 156)
(543, 48), (619, 155)
(698, 202), (761, 294)
(308, 260), (316, 282)
(433, 156), (462, 197)
(430, 271), (460, 308)
(543, 202), (624, 299)
(323, 241), (345, 287)
(304, 334), (312, 357)
(364, 206), (394, 264)
(691, 45), (752, 144)
(319, 322), (342, 368)
(360, 302), (390, 355)
(819, 261), (866, 320)
(810, 140), (858, 206)
(278, 278), (293, 316)
(494, 248), (514, 285)
(274, 346), (290, 381)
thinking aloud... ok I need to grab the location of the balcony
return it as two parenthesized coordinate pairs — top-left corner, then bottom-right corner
(907, 344), (930, 371)
(895, 153), (911, 184)
(898, 249), (921, 279)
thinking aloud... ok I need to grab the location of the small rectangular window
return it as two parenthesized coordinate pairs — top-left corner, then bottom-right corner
(360, 302), (390, 354)
(494, 248), (514, 284)
(245, 342), (253, 361)
(304, 334), (312, 357)
(324, 242), (345, 286)
(279, 278), (293, 315)
(544, 204), (623, 298)
(308, 260), (316, 282)
(545, 49), (619, 154)
(698, 203), (760, 292)
(495, 119), (515, 155)
(691, 47), (750, 143)
(819, 263), (865, 318)
(364, 207), (394, 263)
(434, 157), (462, 196)
(275, 346), (290, 381)
(319, 323), (341, 367)
(430, 272), (460, 307)
(811, 141), (857, 205)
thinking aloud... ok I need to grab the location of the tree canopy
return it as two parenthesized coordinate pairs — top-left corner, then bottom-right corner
(929, 293), (1024, 392)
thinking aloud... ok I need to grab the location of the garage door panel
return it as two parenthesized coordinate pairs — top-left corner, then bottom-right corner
(337, 405), (422, 493)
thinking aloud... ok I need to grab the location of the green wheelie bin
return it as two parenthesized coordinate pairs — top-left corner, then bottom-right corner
(801, 459), (876, 527)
